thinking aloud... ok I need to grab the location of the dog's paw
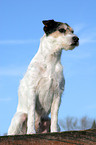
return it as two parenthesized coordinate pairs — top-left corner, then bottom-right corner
(51, 124), (58, 133)
(27, 130), (36, 134)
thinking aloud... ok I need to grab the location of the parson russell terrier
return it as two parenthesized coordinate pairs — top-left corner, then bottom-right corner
(8, 20), (79, 135)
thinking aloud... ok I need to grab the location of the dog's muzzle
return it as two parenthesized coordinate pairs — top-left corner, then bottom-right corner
(71, 36), (79, 46)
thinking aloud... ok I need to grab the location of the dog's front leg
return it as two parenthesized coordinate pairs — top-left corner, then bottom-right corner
(51, 96), (61, 132)
(27, 88), (36, 134)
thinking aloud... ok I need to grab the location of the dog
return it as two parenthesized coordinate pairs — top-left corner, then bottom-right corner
(8, 20), (79, 135)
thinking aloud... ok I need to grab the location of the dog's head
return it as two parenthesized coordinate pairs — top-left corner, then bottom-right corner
(42, 19), (79, 51)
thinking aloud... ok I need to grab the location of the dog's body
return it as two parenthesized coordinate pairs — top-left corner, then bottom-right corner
(8, 20), (79, 135)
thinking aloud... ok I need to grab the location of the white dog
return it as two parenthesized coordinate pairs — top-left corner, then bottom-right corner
(8, 20), (79, 135)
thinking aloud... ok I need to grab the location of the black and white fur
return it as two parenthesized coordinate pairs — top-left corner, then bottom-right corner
(8, 20), (79, 135)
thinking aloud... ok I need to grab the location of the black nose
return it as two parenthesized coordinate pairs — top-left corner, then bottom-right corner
(72, 36), (79, 43)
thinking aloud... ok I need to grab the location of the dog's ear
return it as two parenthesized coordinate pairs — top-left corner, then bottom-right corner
(42, 19), (61, 36)
(42, 20), (55, 27)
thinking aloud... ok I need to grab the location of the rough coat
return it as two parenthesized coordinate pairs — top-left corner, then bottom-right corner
(8, 20), (79, 135)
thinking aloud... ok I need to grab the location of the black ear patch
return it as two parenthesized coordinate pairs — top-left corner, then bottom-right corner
(42, 19), (62, 36)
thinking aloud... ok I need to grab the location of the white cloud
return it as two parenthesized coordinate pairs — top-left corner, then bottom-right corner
(0, 97), (13, 102)
(80, 36), (96, 45)
(74, 23), (86, 34)
(62, 49), (92, 60)
(0, 66), (26, 76)
(0, 39), (39, 44)
(73, 23), (96, 45)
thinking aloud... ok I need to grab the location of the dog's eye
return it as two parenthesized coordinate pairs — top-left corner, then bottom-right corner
(59, 28), (66, 33)
(71, 30), (74, 33)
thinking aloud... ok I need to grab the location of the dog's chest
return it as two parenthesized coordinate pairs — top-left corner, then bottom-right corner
(52, 64), (65, 98)
(36, 62), (65, 114)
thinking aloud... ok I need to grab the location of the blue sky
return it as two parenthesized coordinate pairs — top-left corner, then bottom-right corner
(0, 0), (96, 135)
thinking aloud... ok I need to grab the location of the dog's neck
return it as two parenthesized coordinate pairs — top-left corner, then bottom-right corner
(29, 34), (63, 70)
(28, 34), (63, 75)
(38, 35), (62, 62)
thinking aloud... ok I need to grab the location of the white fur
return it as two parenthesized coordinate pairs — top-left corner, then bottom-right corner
(8, 30), (78, 135)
